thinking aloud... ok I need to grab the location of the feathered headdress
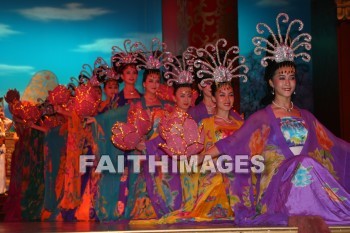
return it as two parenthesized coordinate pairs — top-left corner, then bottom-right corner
(133, 37), (170, 71)
(163, 46), (198, 86)
(252, 12), (312, 67)
(193, 38), (249, 86)
(111, 39), (139, 68)
(79, 57), (119, 86)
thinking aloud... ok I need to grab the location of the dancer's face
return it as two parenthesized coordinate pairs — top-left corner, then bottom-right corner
(121, 65), (138, 86)
(269, 66), (296, 99)
(174, 86), (192, 111)
(104, 80), (119, 99)
(143, 73), (160, 95)
(213, 83), (234, 112)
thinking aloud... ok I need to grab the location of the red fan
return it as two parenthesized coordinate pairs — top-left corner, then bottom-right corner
(48, 85), (71, 106)
(158, 111), (204, 157)
(74, 84), (101, 118)
(127, 102), (152, 136)
(156, 84), (174, 102)
(12, 101), (41, 124)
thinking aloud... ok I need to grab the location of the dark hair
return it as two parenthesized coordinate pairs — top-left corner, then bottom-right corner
(78, 73), (90, 85)
(94, 85), (102, 92)
(94, 66), (106, 83)
(116, 64), (138, 84)
(103, 79), (119, 89)
(193, 81), (202, 105)
(5, 89), (20, 104)
(192, 61), (210, 106)
(260, 60), (296, 106)
(118, 63), (137, 73)
(142, 69), (161, 83)
(173, 83), (193, 95)
(210, 80), (234, 97)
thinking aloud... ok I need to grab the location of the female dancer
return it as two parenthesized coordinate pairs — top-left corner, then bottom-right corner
(202, 13), (350, 227)
(155, 38), (248, 223)
(112, 39), (142, 107)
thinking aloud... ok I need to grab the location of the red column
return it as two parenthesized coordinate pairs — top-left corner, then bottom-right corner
(162, 0), (190, 55)
(187, 0), (240, 111)
(162, 0), (240, 111)
(187, 0), (238, 47)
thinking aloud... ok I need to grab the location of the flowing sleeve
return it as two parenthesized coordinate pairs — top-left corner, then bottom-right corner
(302, 110), (350, 192)
(93, 105), (130, 154)
(145, 135), (166, 161)
(187, 102), (210, 123)
(212, 108), (277, 225)
(144, 135), (183, 217)
(92, 105), (132, 221)
(216, 108), (269, 156)
(230, 109), (244, 122)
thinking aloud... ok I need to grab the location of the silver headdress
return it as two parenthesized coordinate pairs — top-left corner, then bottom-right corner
(79, 63), (96, 86)
(163, 47), (197, 86)
(93, 57), (119, 81)
(80, 57), (118, 86)
(133, 38), (170, 71)
(252, 13), (312, 67)
(111, 39), (139, 67)
(194, 38), (248, 86)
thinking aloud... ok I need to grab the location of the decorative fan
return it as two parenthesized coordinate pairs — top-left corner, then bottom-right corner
(158, 111), (204, 157)
(111, 122), (142, 151)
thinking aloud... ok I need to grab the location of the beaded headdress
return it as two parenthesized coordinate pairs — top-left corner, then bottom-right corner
(194, 38), (248, 86)
(111, 39), (139, 68)
(133, 38), (170, 71)
(94, 57), (119, 83)
(252, 13), (312, 67)
(80, 57), (119, 86)
(163, 47), (197, 86)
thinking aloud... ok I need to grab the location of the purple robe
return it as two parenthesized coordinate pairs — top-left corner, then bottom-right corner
(144, 136), (183, 218)
(216, 105), (350, 226)
(188, 102), (210, 123)
(117, 89), (142, 107)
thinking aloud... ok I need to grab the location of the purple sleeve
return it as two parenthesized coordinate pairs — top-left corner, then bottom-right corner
(302, 109), (350, 192)
(216, 108), (269, 156)
(145, 135), (165, 157)
(229, 109), (244, 121)
(187, 102), (210, 123)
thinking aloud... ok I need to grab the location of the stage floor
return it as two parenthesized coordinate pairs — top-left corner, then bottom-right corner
(0, 222), (349, 233)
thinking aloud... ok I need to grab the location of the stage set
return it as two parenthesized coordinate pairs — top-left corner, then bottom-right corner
(0, 222), (349, 233)
(1, 0), (350, 233)
(0, 222), (350, 233)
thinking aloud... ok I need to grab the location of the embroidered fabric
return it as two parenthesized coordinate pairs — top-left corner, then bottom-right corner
(279, 116), (308, 155)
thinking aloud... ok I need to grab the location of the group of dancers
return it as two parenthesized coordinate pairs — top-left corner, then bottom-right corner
(1, 13), (350, 229)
